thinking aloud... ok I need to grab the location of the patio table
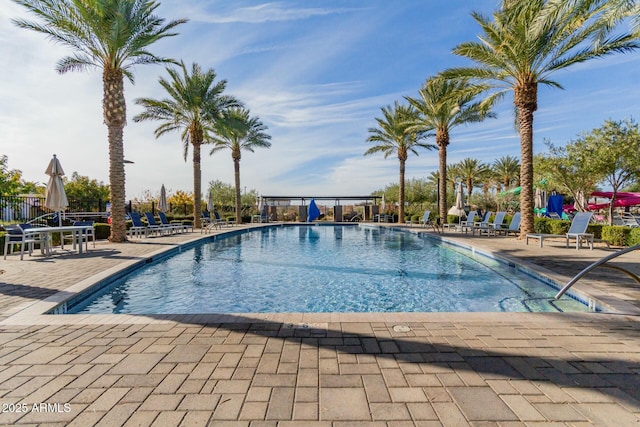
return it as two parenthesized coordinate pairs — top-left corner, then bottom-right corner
(23, 225), (95, 256)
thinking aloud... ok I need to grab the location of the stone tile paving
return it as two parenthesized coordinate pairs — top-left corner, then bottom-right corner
(0, 224), (639, 425)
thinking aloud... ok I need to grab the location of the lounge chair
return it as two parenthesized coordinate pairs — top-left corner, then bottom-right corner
(495, 212), (521, 236)
(144, 212), (174, 235)
(526, 212), (594, 249)
(127, 212), (154, 237)
(419, 210), (441, 233)
(3, 224), (47, 260)
(214, 212), (234, 227)
(472, 212), (506, 236)
(455, 211), (477, 234)
(202, 211), (212, 226)
(475, 211), (492, 227)
(159, 212), (192, 233)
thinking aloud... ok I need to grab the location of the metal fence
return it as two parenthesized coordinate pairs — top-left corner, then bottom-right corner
(0, 196), (108, 223)
(0, 195), (208, 222)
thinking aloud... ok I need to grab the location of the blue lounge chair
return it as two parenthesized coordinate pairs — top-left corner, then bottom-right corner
(159, 212), (192, 233)
(526, 212), (594, 249)
(128, 212), (153, 237)
(3, 224), (46, 260)
(144, 212), (174, 235)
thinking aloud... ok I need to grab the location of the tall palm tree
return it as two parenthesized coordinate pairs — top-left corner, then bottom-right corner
(443, 0), (638, 236)
(210, 108), (271, 224)
(365, 102), (435, 223)
(12, 0), (186, 243)
(406, 76), (495, 224)
(493, 155), (521, 191)
(133, 62), (240, 228)
(455, 158), (490, 204)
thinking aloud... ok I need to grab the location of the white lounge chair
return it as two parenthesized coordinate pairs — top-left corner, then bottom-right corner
(455, 211), (477, 234)
(526, 212), (594, 249)
(472, 212), (506, 236)
(495, 212), (521, 236)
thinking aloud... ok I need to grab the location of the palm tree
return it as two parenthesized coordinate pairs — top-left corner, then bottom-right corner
(133, 62), (240, 228)
(365, 102), (435, 223)
(455, 158), (490, 205)
(406, 76), (495, 224)
(493, 155), (521, 191)
(210, 108), (271, 224)
(443, 0), (638, 236)
(12, 0), (186, 242)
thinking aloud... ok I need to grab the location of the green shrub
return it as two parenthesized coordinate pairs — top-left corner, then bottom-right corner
(586, 224), (603, 240)
(534, 217), (551, 234)
(602, 226), (631, 247)
(447, 215), (461, 225)
(549, 219), (570, 235)
(411, 214), (421, 223)
(627, 227), (640, 246)
(94, 223), (110, 240)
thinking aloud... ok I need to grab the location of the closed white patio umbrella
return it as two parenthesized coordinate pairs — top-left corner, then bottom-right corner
(448, 182), (466, 218)
(207, 190), (215, 213)
(45, 154), (68, 226)
(158, 184), (168, 213)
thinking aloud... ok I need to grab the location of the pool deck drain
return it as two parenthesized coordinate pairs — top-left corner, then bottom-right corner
(1, 223), (639, 425)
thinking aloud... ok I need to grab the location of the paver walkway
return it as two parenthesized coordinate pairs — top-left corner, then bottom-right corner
(1, 224), (639, 426)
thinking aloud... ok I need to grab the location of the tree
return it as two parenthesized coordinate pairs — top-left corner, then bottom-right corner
(210, 108), (271, 224)
(133, 62), (240, 228)
(573, 119), (640, 223)
(406, 76), (495, 223)
(64, 172), (110, 202)
(0, 155), (24, 196)
(442, 0), (638, 236)
(534, 140), (596, 212)
(454, 158), (490, 205)
(365, 102), (435, 223)
(13, 0), (187, 242)
(493, 155), (520, 191)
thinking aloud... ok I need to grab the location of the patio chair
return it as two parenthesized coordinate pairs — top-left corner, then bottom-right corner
(214, 212), (232, 227)
(144, 212), (174, 235)
(159, 212), (192, 233)
(127, 212), (152, 237)
(472, 212), (506, 236)
(202, 211), (212, 226)
(455, 211), (477, 234)
(526, 212), (594, 249)
(494, 212), (521, 236)
(63, 220), (95, 252)
(3, 224), (46, 260)
(419, 210), (441, 233)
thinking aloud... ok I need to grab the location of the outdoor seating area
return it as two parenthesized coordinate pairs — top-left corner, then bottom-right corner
(127, 212), (193, 238)
(3, 222), (95, 260)
(526, 212), (594, 250)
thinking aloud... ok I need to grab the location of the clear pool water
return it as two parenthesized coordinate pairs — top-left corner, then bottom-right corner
(67, 225), (592, 314)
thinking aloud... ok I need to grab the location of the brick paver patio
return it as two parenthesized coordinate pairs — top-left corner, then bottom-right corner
(1, 224), (639, 426)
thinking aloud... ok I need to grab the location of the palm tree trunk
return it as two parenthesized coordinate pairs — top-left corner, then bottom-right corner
(515, 83), (537, 237)
(192, 141), (202, 229)
(103, 68), (127, 243)
(234, 156), (242, 224)
(398, 159), (405, 224)
(436, 129), (449, 224)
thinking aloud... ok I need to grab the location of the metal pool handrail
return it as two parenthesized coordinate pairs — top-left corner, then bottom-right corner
(555, 244), (640, 300)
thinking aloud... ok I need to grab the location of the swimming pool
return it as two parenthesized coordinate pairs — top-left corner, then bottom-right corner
(64, 224), (593, 314)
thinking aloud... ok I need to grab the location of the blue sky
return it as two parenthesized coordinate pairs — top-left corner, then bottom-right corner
(1, 1), (639, 200)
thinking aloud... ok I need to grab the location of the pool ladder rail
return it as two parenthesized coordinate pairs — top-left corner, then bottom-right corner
(555, 244), (640, 300)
